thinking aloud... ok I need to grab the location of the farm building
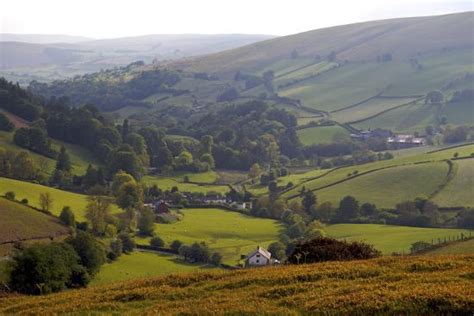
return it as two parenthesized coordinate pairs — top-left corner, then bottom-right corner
(245, 246), (276, 267)
(387, 134), (425, 149)
(155, 201), (170, 214)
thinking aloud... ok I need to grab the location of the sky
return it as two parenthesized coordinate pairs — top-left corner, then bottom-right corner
(1, 0), (472, 39)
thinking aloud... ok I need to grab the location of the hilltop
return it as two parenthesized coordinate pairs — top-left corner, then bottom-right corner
(1, 255), (473, 314)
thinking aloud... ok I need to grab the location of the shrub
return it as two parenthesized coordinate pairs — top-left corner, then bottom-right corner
(150, 236), (165, 248)
(118, 233), (135, 253)
(5, 191), (15, 200)
(59, 206), (76, 228)
(20, 198), (28, 205)
(66, 231), (105, 276)
(108, 239), (123, 261)
(287, 237), (381, 264)
(210, 252), (222, 266)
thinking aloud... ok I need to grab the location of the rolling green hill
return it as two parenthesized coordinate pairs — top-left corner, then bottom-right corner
(0, 177), (121, 222)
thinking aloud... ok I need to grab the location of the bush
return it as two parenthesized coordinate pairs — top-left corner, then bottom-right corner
(210, 252), (222, 266)
(59, 206), (76, 227)
(0, 113), (14, 132)
(20, 198), (28, 204)
(118, 233), (135, 253)
(5, 191), (15, 200)
(66, 231), (105, 276)
(150, 236), (165, 248)
(8, 242), (84, 294)
(108, 239), (123, 261)
(287, 237), (381, 264)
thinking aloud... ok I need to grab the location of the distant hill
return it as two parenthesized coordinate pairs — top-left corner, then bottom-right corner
(0, 34), (275, 83)
(174, 12), (473, 76)
(0, 33), (92, 44)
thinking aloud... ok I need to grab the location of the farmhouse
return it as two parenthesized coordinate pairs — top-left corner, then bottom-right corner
(155, 200), (170, 214)
(245, 246), (275, 267)
(387, 134), (425, 149)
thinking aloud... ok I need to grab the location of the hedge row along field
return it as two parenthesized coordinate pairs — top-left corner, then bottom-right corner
(1, 255), (472, 314)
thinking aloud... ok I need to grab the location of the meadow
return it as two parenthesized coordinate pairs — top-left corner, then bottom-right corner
(0, 177), (121, 222)
(432, 158), (474, 207)
(142, 171), (229, 194)
(325, 223), (472, 255)
(92, 251), (215, 285)
(426, 239), (474, 255)
(1, 255), (472, 314)
(135, 208), (284, 265)
(297, 125), (350, 146)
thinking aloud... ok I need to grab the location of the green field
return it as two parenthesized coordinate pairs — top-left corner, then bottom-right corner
(136, 208), (284, 265)
(297, 125), (350, 145)
(142, 171), (229, 194)
(426, 239), (474, 255)
(432, 159), (474, 207)
(0, 177), (121, 222)
(92, 251), (215, 285)
(315, 161), (449, 208)
(325, 223), (473, 254)
(331, 97), (418, 123)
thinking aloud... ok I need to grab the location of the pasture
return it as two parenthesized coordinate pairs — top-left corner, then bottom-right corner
(0, 198), (70, 256)
(297, 125), (350, 145)
(432, 158), (474, 207)
(426, 239), (474, 255)
(0, 177), (121, 222)
(325, 223), (473, 254)
(92, 251), (215, 285)
(142, 171), (229, 194)
(135, 208), (284, 265)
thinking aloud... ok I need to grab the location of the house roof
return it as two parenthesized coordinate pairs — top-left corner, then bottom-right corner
(246, 246), (271, 260)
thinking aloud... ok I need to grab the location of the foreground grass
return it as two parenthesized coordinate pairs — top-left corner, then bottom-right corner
(135, 208), (284, 265)
(92, 251), (216, 285)
(1, 255), (472, 314)
(325, 224), (473, 254)
(0, 177), (121, 222)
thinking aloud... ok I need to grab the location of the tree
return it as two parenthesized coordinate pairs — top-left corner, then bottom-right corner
(12, 151), (38, 180)
(425, 90), (444, 104)
(9, 242), (83, 294)
(268, 241), (286, 261)
(302, 191), (317, 213)
(108, 239), (123, 261)
(66, 231), (105, 276)
(0, 113), (14, 131)
(85, 196), (113, 236)
(311, 202), (334, 222)
(248, 163), (262, 179)
(210, 252), (222, 266)
(360, 203), (377, 217)
(116, 181), (143, 210)
(55, 146), (72, 172)
(138, 207), (156, 236)
(5, 191), (15, 200)
(118, 233), (135, 253)
(200, 153), (215, 169)
(337, 196), (359, 221)
(170, 240), (183, 253)
(39, 192), (53, 212)
(59, 206), (76, 228)
(150, 236), (165, 248)
(111, 170), (136, 195)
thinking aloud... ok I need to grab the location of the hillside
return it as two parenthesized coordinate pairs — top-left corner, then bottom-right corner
(1, 255), (472, 314)
(174, 12), (473, 76)
(0, 198), (70, 256)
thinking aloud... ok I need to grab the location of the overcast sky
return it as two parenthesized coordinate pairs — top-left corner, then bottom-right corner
(1, 0), (472, 38)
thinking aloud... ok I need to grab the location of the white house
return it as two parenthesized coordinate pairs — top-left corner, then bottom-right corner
(245, 246), (273, 267)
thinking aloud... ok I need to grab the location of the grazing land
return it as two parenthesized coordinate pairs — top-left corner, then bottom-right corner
(432, 158), (474, 207)
(426, 239), (474, 255)
(0, 177), (121, 222)
(0, 198), (70, 256)
(92, 251), (216, 285)
(142, 171), (229, 194)
(297, 125), (350, 145)
(1, 255), (472, 314)
(135, 208), (284, 265)
(325, 224), (472, 254)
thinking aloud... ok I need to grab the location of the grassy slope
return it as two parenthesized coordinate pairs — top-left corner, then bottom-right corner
(174, 12), (473, 76)
(1, 255), (473, 314)
(0, 131), (99, 175)
(0, 177), (120, 222)
(135, 208), (284, 265)
(142, 171), (229, 194)
(297, 125), (350, 146)
(282, 144), (474, 205)
(325, 223), (472, 254)
(426, 239), (474, 255)
(316, 161), (449, 208)
(432, 158), (474, 207)
(92, 251), (216, 285)
(0, 198), (70, 255)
